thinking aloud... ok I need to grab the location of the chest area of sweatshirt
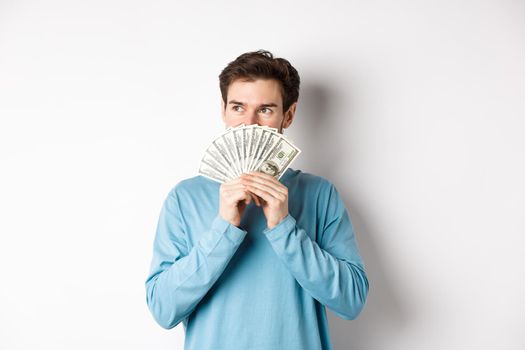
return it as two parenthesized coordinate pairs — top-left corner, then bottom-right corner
(179, 182), (322, 248)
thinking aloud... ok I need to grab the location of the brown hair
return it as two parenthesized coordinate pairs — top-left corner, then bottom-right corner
(219, 50), (300, 113)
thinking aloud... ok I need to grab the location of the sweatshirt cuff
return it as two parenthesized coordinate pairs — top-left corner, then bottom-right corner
(210, 215), (247, 245)
(263, 214), (296, 242)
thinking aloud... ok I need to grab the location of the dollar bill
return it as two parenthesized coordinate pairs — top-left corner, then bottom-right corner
(255, 137), (301, 179)
(198, 161), (229, 183)
(251, 130), (280, 172)
(221, 131), (241, 177)
(202, 146), (236, 179)
(212, 136), (238, 177)
(232, 128), (244, 174)
(198, 124), (301, 183)
(246, 125), (260, 171)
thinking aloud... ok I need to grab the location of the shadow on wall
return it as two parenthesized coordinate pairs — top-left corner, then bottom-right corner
(297, 81), (408, 349)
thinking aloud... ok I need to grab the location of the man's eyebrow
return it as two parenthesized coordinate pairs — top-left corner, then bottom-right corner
(259, 103), (278, 108)
(228, 100), (245, 105)
(228, 100), (279, 108)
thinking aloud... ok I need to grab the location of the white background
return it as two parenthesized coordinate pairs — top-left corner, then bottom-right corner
(1, 1), (524, 349)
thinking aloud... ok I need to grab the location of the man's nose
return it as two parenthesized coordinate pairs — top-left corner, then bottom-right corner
(244, 112), (258, 125)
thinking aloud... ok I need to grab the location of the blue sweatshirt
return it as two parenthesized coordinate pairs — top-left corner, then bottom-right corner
(145, 168), (369, 350)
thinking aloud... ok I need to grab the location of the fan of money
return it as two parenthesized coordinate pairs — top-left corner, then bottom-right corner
(199, 124), (301, 183)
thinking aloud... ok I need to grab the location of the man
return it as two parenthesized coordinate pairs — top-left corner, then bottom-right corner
(145, 50), (369, 350)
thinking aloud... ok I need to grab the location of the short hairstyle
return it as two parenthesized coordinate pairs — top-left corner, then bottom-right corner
(219, 50), (300, 113)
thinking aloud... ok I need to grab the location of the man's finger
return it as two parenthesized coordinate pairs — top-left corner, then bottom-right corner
(241, 177), (286, 199)
(242, 173), (287, 195)
(223, 183), (260, 206)
(244, 185), (277, 205)
(247, 171), (282, 184)
(250, 192), (262, 206)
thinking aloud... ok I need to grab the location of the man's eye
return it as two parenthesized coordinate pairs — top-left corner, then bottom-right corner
(232, 105), (243, 112)
(259, 107), (272, 114)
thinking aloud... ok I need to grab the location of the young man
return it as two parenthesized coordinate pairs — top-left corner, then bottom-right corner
(145, 50), (369, 350)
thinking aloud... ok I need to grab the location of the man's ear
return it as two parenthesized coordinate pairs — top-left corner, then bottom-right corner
(282, 102), (297, 129)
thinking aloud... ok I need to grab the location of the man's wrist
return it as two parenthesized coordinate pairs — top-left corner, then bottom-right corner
(219, 211), (240, 227)
(263, 214), (295, 239)
(213, 215), (246, 234)
(267, 213), (290, 230)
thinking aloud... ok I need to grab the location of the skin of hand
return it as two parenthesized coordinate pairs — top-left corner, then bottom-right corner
(239, 172), (289, 229)
(219, 178), (262, 227)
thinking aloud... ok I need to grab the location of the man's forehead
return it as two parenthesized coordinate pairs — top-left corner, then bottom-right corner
(226, 78), (283, 105)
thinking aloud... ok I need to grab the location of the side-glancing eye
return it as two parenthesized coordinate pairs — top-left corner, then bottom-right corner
(259, 107), (272, 114)
(232, 105), (243, 112)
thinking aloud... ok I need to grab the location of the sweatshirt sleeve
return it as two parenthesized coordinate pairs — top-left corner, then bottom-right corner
(263, 182), (369, 320)
(145, 188), (247, 329)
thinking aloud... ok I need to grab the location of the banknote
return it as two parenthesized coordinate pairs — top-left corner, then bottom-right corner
(255, 137), (300, 179)
(199, 124), (301, 183)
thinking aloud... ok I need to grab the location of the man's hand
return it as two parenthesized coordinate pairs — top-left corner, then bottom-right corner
(240, 172), (289, 229)
(219, 178), (261, 227)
